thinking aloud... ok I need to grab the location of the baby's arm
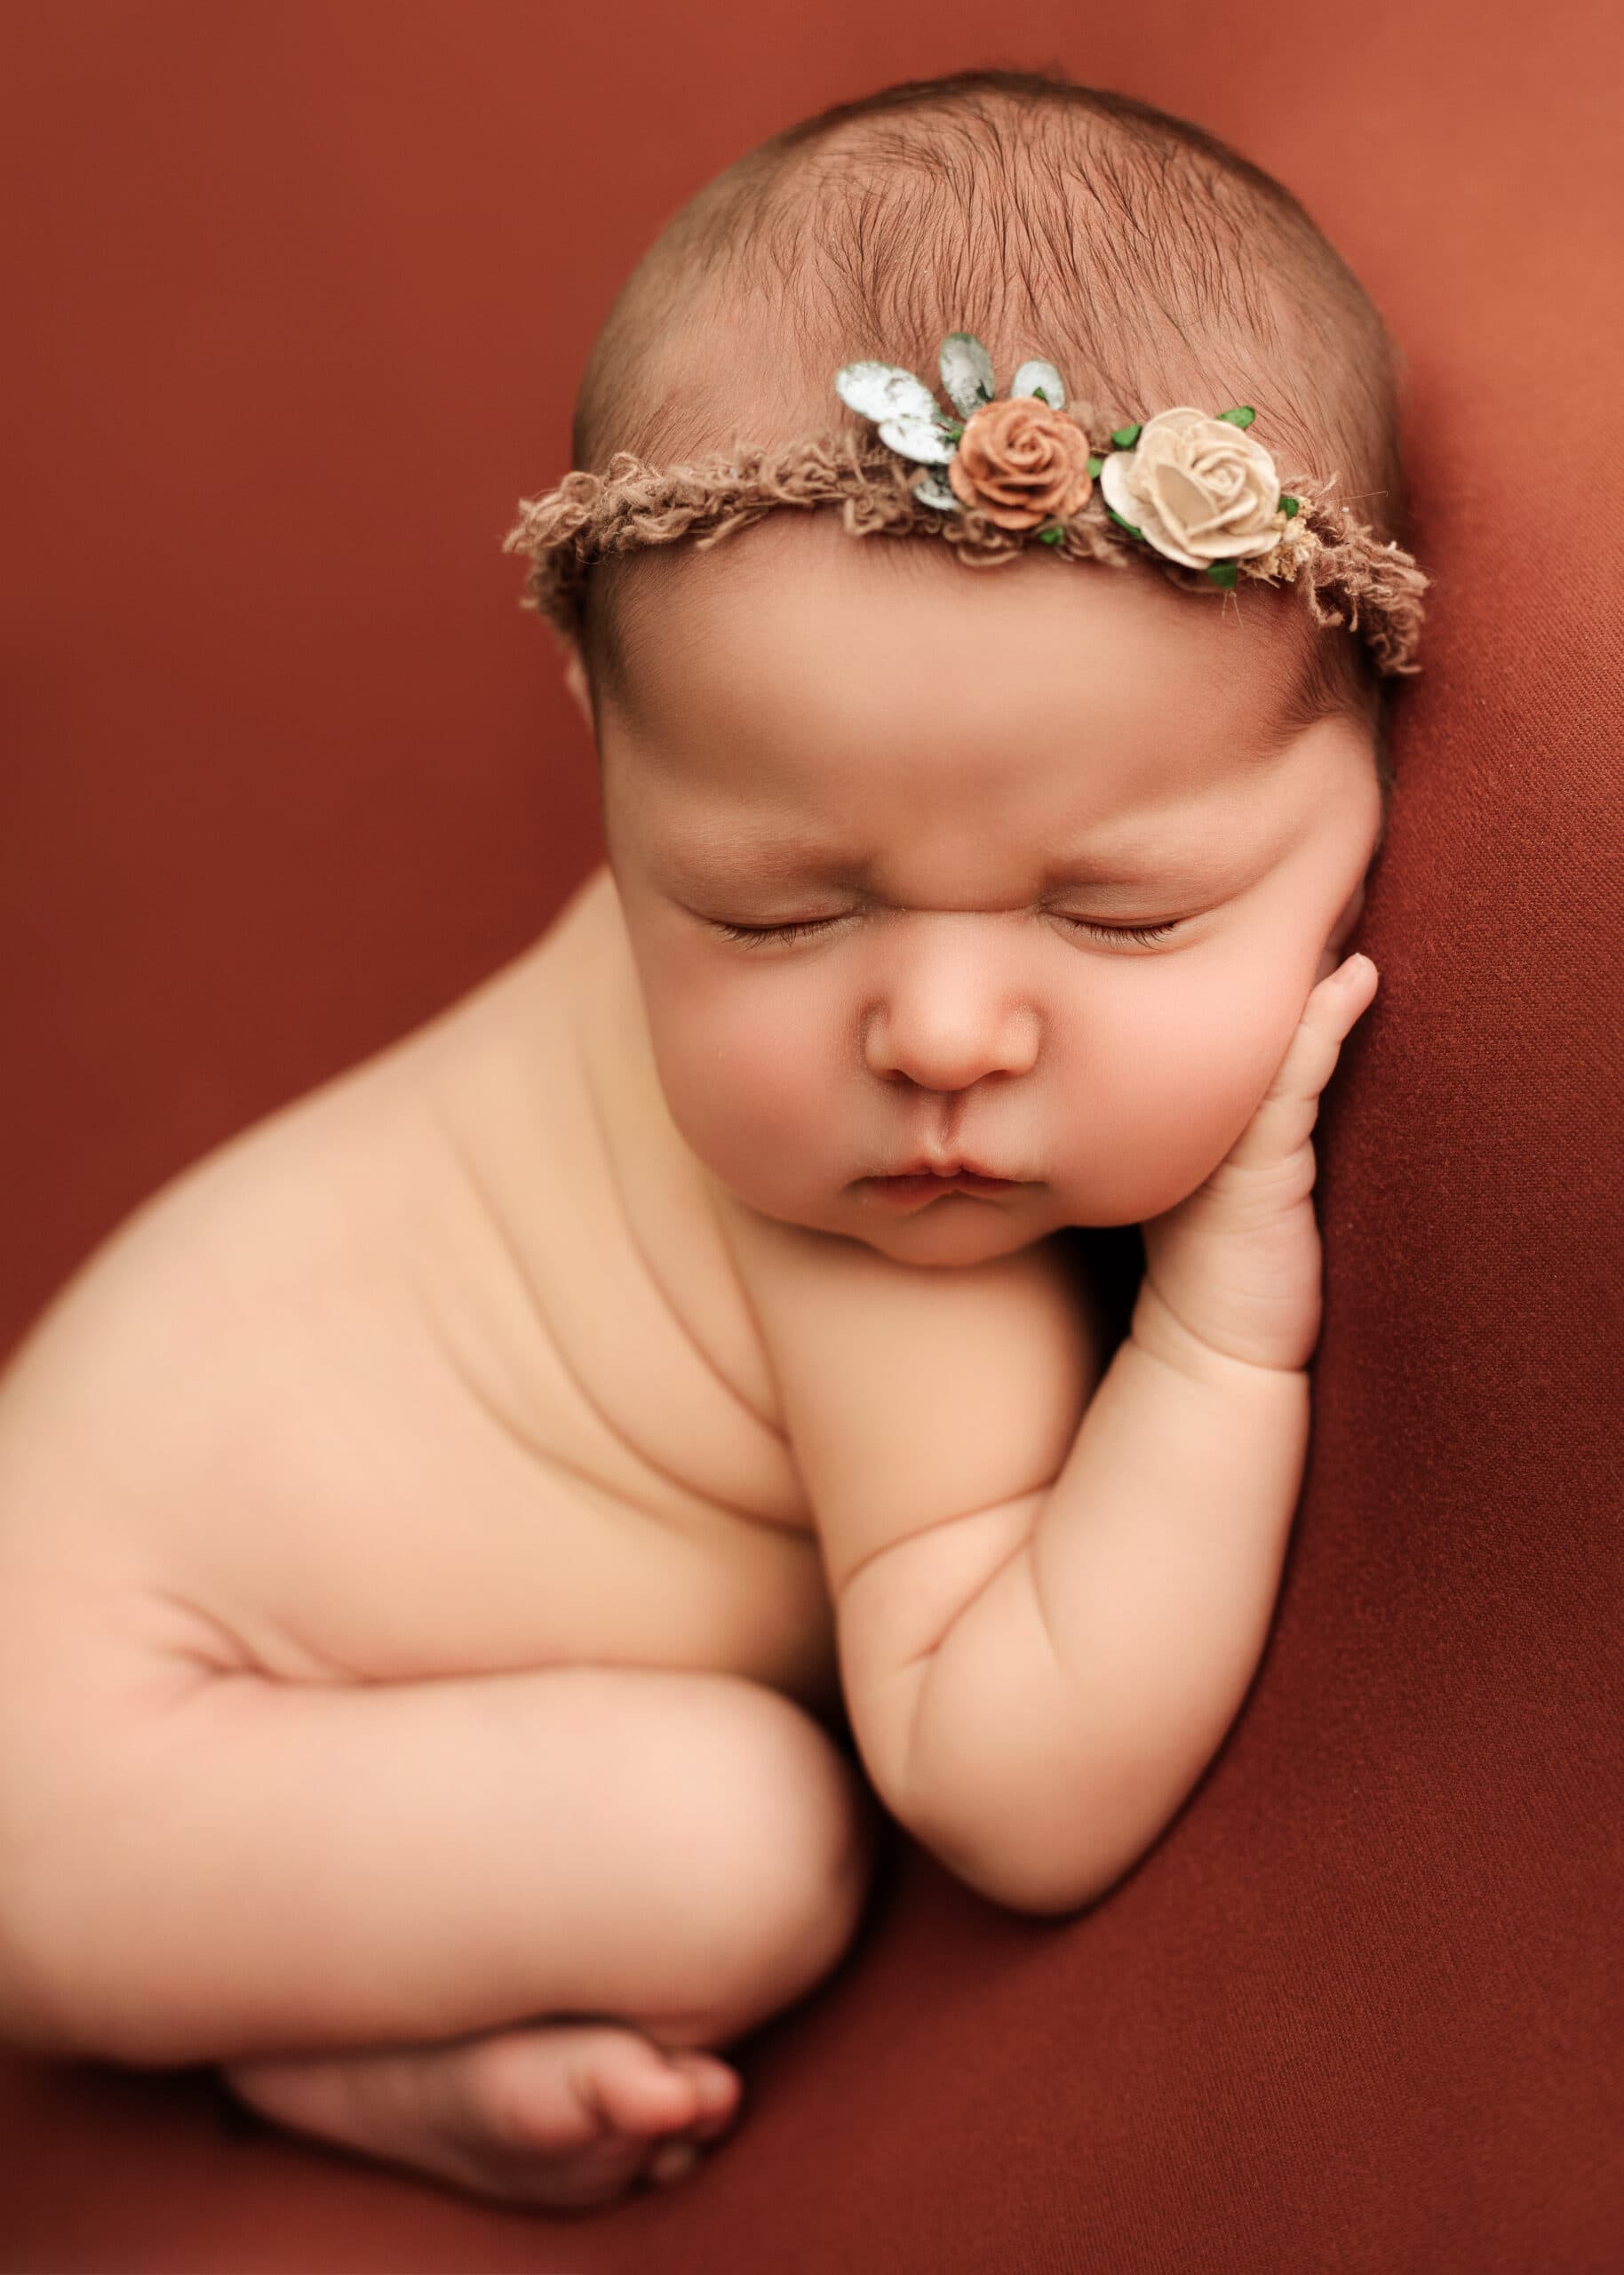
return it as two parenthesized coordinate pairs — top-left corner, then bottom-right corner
(725, 954), (1377, 1917)
(881, 954), (1379, 1913)
(888, 1277), (1309, 1913)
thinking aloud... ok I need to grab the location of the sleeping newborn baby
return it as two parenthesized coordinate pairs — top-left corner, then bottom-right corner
(0, 68), (1424, 2213)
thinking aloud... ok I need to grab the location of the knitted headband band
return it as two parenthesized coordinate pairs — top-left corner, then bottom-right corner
(502, 330), (1429, 677)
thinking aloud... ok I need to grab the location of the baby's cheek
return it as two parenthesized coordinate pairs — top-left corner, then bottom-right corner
(1062, 989), (1295, 1221)
(644, 995), (827, 1198)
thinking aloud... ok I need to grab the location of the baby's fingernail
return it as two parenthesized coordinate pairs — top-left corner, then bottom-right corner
(1341, 953), (1373, 983)
(649, 2141), (700, 2184)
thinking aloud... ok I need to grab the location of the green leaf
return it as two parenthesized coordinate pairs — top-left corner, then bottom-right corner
(1106, 507), (1145, 540)
(1031, 387), (1050, 406)
(945, 422), (966, 443)
(1206, 561), (1239, 587)
(1216, 406), (1256, 428)
(1086, 455), (1104, 478)
(1280, 494), (1299, 517)
(1111, 422), (1142, 449)
(1037, 525), (1064, 546)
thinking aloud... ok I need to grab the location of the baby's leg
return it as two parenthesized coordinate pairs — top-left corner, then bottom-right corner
(0, 1648), (880, 2209)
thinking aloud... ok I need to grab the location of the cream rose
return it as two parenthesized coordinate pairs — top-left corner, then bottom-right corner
(946, 395), (1095, 530)
(1099, 406), (1283, 568)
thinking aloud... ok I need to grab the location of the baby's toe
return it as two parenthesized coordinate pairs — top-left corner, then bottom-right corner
(649, 2048), (744, 2173)
(661, 2048), (744, 2133)
(447, 2024), (744, 2203)
(570, 2031), (731, 2140)
(586, 2040), (743, 2189)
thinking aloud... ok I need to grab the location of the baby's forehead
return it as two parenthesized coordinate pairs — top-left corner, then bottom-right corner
(607, 509), (1318, 770)
(603, 612), (1357, 920)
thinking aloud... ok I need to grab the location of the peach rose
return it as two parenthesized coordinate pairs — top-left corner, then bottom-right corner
(947, 395), (1095, 530)
(1098, 406), (1282, 568)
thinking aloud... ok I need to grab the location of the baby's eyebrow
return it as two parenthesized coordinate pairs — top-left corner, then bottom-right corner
(665, 835), (1241, 894)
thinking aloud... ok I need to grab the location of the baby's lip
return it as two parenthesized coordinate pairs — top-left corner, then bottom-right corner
(882, 1156), (1016, 1180)
(864, 1169), (1022, 1200)
(863, 1169), (1018, 1209)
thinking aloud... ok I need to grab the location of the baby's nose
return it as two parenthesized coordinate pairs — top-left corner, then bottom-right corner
(864, 986), (1041, 1092)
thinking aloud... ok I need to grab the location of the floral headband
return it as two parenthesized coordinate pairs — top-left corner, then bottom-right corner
(503, 330), (1427, 675)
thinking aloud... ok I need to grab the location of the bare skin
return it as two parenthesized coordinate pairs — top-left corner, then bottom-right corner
(0, 885), (879, 2213)
(194, 1659), (877, 2212)
(224, 2023), (744, 2209)
(0, 508), (1379, 2210)
(199, 1648), (880, 2213)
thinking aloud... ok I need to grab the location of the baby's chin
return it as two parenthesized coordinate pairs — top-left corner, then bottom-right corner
(723, 1177), (1062, 1265)
(701, 1135), (1220, 1257)
(727, 1150), (1198, 1238)
(849, 1209), (1054, 1267)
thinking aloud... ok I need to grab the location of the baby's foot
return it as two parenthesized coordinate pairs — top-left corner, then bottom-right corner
(220, 2019), (743, 2210)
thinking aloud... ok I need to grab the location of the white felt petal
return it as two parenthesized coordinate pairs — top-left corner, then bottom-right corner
(1009, 359), (1066, 410)
(1134, 515), (1206, 569)
(878, 411), (953, 466)
(1153, 462), (1211, 530)
(1161, 523), (1281, 562)
(1099, 451), (1204, 567)
(938, 332), (997, 416)
(912, 467), (960, 510)
(1097, 451), (1134, 521)
(835, 363), (940, 428)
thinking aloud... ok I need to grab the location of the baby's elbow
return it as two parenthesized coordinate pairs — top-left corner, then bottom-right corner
(896, 1736), (1118, 1920)
(911, 1806), (1119, 1920)
(965, 1850), (1118, 1920)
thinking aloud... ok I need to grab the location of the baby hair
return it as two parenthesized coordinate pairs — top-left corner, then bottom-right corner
(562, 66), (1416, 802)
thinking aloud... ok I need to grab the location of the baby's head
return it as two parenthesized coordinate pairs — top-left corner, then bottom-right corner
(541, 68), (1418, 1265)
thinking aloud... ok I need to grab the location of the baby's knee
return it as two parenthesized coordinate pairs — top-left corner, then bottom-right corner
(625, 1671), (882, 2043)
(0, 1653), (883, 2068)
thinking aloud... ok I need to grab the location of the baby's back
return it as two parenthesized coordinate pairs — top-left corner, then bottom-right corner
(0, 864), (844, 1725)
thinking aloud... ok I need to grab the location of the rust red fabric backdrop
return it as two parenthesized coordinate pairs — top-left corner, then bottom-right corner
(2, 4), (1620, 2269)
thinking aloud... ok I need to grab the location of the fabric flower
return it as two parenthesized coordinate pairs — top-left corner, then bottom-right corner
(833, 334), (1082, 518)
(1099, 406), (1283, 567)
(946, 395), (1095, 530)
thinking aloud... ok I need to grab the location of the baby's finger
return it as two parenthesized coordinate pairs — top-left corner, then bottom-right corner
(1223, 954), (1379, 1177)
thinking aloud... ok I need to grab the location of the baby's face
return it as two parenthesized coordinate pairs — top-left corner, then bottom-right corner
(575, 513), (1381, 1266)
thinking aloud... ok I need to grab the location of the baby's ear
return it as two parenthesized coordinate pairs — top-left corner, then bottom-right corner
(561, 641), (593, 729)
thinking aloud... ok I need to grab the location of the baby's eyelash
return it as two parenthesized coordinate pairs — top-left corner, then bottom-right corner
(712, 920), (832, 947)
(710, 914), (1182, 949)
(1066, 917), (1182, 948)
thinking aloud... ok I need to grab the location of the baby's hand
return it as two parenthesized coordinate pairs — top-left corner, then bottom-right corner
(1137, 954), (1380, 1375)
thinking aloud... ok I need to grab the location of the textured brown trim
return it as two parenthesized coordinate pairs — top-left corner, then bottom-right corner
(502, 434), (1428, 675)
